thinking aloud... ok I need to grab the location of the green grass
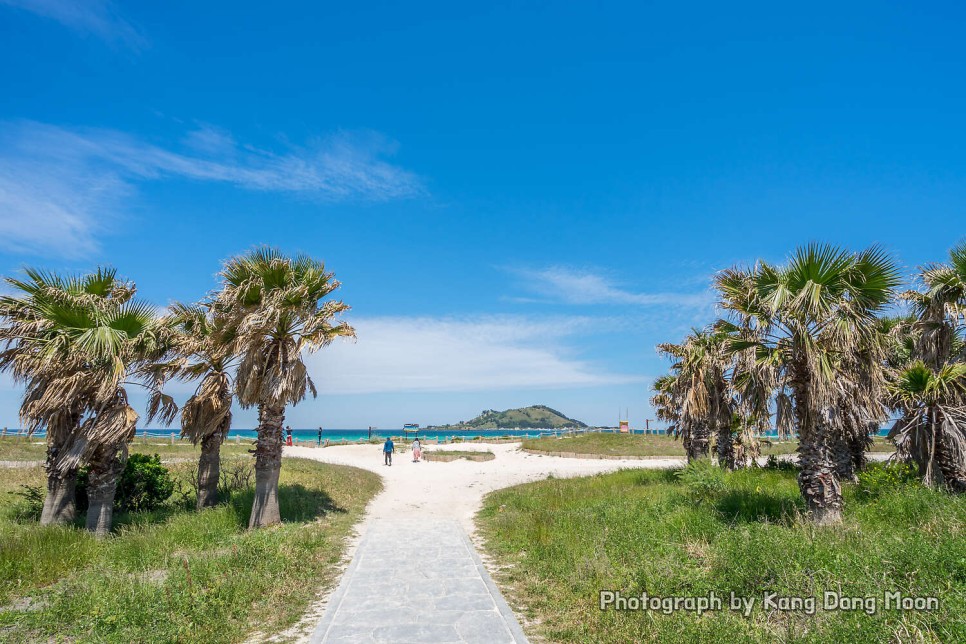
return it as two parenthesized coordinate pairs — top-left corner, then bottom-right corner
(0, 452), (381, 643)
(522, 433), (894, 459)
(478, 466), (965, 643)
(0, 436), (256, 461)
(422, 450), (495, 462)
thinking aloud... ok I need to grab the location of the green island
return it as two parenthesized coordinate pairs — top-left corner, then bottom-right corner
(427, 404), (588, 430)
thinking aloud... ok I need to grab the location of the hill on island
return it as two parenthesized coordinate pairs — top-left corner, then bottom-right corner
(428, 405), (588, 430)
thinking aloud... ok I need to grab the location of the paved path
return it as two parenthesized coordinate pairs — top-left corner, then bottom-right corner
(310, 519), (528, 643)
(288, 443), (684, 643)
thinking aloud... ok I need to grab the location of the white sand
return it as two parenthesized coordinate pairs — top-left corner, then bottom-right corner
(285, 441), (682, 532)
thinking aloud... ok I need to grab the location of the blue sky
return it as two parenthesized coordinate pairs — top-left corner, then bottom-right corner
(0, 1), (964, 429)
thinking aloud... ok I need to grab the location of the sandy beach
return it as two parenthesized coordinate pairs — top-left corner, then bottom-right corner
(285, 441), (683, 532)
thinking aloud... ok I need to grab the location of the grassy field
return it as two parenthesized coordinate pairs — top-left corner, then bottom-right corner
(522, 432), (895, 459)
(0, 436), (257, 461)
(478, 465), (965, 643)
(0, 448), (381, 643)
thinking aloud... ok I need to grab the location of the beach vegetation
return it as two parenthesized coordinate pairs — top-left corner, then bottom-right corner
(0, 455), (380, 642)
(478, 467), (965, 643)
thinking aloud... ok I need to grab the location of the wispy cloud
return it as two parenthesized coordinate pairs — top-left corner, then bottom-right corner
(305, 316), (642, 395)
(0, 0), (145, 49)
(0, 120), (424, 257)
(509, 266), (713, 308)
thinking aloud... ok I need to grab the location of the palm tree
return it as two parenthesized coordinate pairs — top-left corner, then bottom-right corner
(887, 241), (966, 489)
(215, 248), (355, 528)
(716, 244), (900, 524)
(0, 269), (133, 525)
(164, 303), (237, 509)
(0, 267), (172, 535)
(888, 361), (966, 490)
(657, 329), (734, 466)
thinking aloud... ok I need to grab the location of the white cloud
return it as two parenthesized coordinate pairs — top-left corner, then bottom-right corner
(0, 120), (424, 257)
(509, 266), (713, 307)
(305, 315), (642, 395)
(0, 0), (145, 49)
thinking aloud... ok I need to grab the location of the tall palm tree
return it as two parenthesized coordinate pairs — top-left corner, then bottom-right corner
(716, 244), (900, 524)
(163, 303), (237, 509)
(215, 248), (355, 528)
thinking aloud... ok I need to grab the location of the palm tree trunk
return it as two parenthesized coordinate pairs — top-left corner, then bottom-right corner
(798, 421), (843, 525)
(249, 403), (285, 528)
(196, 430), (224, 509)
(85, 442), (128, 537)
(41, 440), (79, 525)
(689, 422), (710, 462)
(933, 410), (966, 492)
(716, 424), (735, 470)
(831, 433), (855, 482)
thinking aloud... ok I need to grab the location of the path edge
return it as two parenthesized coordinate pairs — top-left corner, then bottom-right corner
(457, 526), (530, 643)
(308, 523), (372, 643)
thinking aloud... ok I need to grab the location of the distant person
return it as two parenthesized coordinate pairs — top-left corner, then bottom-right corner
(285, 426), (293, 446)
(317, 427), (323, 446)
(412, 437), (422, 462)
(383, 437), (394, 466)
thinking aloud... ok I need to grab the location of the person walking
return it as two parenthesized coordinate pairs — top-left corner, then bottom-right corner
(383, 437), (394, 466)
(317, 426), (323, 446)
(412, 437), (422, 462)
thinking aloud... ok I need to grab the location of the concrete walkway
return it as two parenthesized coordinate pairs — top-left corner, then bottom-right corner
(310, 518), (528, 643)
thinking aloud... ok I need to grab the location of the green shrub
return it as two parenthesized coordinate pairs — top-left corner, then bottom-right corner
(856, 461), (918, 499)
(76, 453), (175, 513)
(675, 458), (726, 502)
(763, 454), (798, 471)
(9, 484), (45, 521)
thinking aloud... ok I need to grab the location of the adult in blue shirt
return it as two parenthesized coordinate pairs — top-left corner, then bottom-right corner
(383, 437), (394, 466)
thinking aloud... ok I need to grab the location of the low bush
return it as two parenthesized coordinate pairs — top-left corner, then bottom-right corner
(76, 453), (175, 513)
(855, 461), (918, 498)
(675, 458), (726, 502)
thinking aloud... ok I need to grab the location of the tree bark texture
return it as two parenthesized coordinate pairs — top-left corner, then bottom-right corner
(85, 441), (128, 537)
(688, 423), (711, 463)
(249, 403), (285, 528)
(798, 419), (843, 525)
(716, 424), (736, 470)
(196, 422), (227, 509)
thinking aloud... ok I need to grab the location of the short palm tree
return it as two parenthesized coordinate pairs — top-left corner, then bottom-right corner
(657, 329), (734, 466)
(0, 267), (171, 535)
(888, 361), (966, 490)
(164, 303), (237, 509)
(716, 244), (900, 524)
(215, 248), (355, 528)
(888, 241), (966, 489)
(0, 269), (136, 526)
